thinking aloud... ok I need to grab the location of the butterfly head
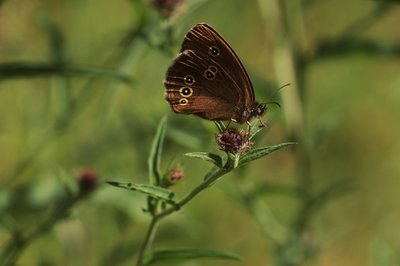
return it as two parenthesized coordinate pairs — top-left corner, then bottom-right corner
(231, 102), (267, 124)
(251, 102), (267, 119)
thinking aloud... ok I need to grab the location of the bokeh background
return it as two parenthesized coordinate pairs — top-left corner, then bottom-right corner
(1, 0), (400, 265)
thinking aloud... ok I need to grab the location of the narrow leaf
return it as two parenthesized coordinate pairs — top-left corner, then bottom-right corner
(106, 181), (175, 203)
(249, 124), (264, 140)
(144, 249), (241, 265)
(148, 116), (167, 185)
(239, 142), (296, 167)
(185, 152), (223, 168)
(213, 120), (226, 133)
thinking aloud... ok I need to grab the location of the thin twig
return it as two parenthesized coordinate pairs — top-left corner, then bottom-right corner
(136, 217), (159, 266)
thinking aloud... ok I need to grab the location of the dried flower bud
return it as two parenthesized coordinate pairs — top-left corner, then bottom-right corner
(76, 169), (98, 195)
(150, 0), (185, 18)
(168, 165), (184, 183)
(216, 128), (253, 155)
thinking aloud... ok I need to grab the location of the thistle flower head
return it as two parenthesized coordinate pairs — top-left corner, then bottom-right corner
(216, 128), (253, 155)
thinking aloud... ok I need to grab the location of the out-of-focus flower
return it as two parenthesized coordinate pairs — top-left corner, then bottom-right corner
(216, 128), (253, 155)
(150, 0), (186, 18)
(76, 169), (98, 195)
(161, 164), (184, 188)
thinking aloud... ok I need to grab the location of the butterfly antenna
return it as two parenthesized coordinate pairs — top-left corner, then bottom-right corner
(264, 101), (281, 108)
(258, 83), (289, 113)
(277, 82), (291, 91)
(271, 82), (291, 96)
(265, 82), (291, 100)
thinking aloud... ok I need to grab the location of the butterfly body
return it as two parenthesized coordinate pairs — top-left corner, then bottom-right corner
(164, 23), (265, 124)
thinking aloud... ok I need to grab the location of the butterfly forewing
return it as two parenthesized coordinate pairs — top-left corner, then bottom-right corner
(165, 50), (239, 120)
(181, 24), (255, 105)
(164, 23), (256, 122)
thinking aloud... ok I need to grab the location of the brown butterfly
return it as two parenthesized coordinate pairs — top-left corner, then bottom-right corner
(164, 23), (265, 124)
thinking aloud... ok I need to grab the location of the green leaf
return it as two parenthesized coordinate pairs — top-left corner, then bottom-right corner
(143, 249), (241, 265)
(148, 116), (167, 185)
(185, 152), (223, 168)
(249, 123), (264, 140)
(106, 181), (175, 203)
(239, 142), (296, 167)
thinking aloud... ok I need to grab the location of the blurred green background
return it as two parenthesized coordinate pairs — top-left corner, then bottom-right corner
(1, 0), (400, 265)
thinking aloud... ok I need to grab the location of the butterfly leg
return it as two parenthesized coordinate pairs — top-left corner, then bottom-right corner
(258, 118), (266, 128)
(246, 121), (252, 146)
(227, 118), (237, 129)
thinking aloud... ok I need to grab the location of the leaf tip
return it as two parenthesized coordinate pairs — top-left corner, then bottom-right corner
(105, 181), (118, 186)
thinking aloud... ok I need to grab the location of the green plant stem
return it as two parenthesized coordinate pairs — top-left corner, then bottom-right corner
(156, 166), (230, 220)
(136, 159), (233, 266)
(0, 62), (134, 83)
(136, 216), (159, 266)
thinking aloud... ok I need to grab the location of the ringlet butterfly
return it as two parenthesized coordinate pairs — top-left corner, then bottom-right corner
(164, 23), (266, 124)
